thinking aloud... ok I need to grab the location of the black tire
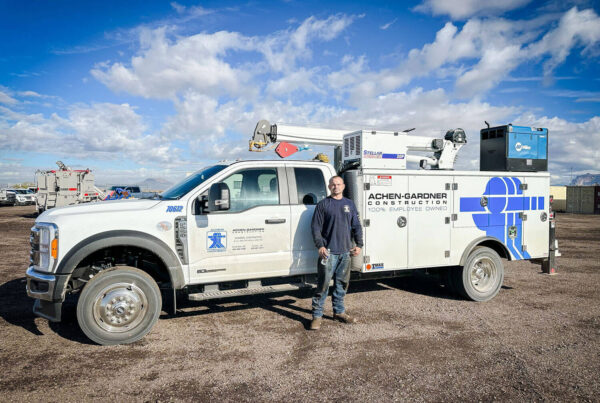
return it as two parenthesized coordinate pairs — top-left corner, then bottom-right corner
(76, 266), (161, 345)
(455, 246), (504, 302)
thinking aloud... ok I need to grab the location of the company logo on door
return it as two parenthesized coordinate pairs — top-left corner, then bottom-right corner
(207, 230), (227, 251)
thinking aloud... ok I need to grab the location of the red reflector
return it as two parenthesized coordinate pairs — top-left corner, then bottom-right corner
(68, 188), (77, 191)
(84, 194), (88, 196)
(275, 142), (299, 158)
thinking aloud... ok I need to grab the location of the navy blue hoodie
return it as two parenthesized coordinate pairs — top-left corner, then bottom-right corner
(311, 196), (364, 254)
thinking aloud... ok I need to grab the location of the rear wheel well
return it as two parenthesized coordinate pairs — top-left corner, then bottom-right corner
(475, 240), (510, 260)
(69, 246), (171, 292)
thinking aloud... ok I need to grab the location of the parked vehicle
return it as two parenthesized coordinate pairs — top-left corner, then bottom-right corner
(26, 121), (559, 345)
(6, 188), (36, 206)
(0, 189), (16, 206)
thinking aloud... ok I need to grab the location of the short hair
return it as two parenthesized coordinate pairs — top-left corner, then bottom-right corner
(329, 175), (344, 185)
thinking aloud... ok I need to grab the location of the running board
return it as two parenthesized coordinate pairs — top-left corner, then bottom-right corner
(187, 283), (314, 301)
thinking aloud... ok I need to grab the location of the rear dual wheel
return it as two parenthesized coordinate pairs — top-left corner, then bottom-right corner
(76, 266), (161, 345)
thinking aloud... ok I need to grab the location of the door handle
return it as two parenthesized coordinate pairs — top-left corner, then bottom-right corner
(265, 218), (286, 224)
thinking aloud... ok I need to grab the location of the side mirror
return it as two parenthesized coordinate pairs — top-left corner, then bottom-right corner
(208, 183), (230, 211)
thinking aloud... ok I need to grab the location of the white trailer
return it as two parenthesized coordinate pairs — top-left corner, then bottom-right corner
(35, 161), (101, 213)
(25, 121), (559, 345)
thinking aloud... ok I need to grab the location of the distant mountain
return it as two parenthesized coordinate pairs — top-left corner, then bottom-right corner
(140, 178), (173, 191)
(570, 173), (600, 186)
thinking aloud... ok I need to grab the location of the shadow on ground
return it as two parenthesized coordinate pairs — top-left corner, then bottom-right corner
(1, 272), (462, 342)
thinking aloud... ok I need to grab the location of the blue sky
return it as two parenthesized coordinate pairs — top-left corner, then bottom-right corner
(1, 0), (599, 186)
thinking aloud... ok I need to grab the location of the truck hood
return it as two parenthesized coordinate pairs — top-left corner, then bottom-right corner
(39, 199), (162, 219)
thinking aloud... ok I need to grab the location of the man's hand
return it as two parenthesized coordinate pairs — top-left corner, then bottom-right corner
(350, 247), (361, 257)
(318, 247), (329, 259)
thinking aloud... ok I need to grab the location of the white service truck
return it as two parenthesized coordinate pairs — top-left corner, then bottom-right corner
(35, 161), (102, 214)
(26, 121), (559, 345)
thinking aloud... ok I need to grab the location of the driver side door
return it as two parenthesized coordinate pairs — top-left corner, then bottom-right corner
(188, 166), (292, 284)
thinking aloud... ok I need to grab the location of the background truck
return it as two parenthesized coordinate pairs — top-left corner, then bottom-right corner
(35, 161), (103, 213)
(25, 120), (558, 345)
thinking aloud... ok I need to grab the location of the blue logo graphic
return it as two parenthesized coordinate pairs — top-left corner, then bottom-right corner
(459, 177), (545, 260)
(166, 205), (183, 213)
(207, 231), (227, 251)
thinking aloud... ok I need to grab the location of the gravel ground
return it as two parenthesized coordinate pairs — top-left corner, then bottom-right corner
(0, 205), (598, 402)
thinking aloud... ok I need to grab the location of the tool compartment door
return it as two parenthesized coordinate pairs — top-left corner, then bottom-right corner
(407, 176), (452, 268)
(521, 176), (550, 259)
(363, 175), (408, 271)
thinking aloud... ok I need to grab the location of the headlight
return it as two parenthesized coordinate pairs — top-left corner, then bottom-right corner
(31, 223), (58, 272)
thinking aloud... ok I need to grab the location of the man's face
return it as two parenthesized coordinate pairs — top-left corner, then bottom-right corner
(329, 177), (345, 196)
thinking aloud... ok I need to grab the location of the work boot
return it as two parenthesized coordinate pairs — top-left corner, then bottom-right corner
(333, 312), (357, 324)
(310, 317), (322, 330)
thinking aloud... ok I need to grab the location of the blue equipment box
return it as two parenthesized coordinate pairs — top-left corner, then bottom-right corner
(480, 124), (548, 172)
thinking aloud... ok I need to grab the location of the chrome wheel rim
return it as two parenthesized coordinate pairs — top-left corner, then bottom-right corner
(92, 282), (148, 333)
(470, 257), (497, 293)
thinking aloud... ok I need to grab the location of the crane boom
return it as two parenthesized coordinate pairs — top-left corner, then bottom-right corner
(250, 120), (349, 149)
(249, 119), (467, 170)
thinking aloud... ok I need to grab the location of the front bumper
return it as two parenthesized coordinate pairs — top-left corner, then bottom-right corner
(26, 267), (70, 322)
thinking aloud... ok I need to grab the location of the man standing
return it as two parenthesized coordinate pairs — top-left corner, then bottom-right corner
(310, 175), (363, 330)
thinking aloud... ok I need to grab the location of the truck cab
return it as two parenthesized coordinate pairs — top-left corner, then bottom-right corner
(26, 160), (335, 345)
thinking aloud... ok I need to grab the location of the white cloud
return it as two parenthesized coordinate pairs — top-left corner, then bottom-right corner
(92, 27), (254, 99)
(0, 102), (177, 165)
(92, 14), (357, 100)
(414, 0), (532, 20)
(516, 113), (600, 183)
(528, 7), (600, 80)
(170, 2), (186, 14)
(455, 45), (523, 97)
(0, 90), (18, 105)
(265, 68), (323, 96)
(380, 18), (397, 30)
(328, 9), (600, 100)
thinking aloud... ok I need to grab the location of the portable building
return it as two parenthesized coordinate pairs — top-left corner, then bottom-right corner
(550, 185), (566, 212)
(566, 186), (600, 214)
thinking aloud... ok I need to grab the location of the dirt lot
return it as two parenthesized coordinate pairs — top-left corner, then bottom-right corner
(0, 205), (598, 401)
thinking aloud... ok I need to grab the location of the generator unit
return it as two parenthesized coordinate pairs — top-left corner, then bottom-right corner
(480, 124), (548, 172)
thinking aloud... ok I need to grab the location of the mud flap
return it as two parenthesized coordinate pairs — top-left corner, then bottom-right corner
(542, 219), (558, 275)
(33, 299), (62, 322)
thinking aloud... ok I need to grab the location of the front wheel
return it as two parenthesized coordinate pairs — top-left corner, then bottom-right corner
(454, 246), (504, 302)
(76, 266), (162, 345)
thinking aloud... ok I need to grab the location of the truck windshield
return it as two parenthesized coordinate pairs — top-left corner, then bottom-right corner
(160, 165), (228, 200)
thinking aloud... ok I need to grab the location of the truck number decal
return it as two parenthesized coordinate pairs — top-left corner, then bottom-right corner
(166, 206), (183, 213)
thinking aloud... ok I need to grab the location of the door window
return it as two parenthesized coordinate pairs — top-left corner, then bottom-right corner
(294, 168), (327, 205)
(220, 168), (279, 212)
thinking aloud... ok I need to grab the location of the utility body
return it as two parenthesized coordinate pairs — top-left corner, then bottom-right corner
(26, 120), (559, 345)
